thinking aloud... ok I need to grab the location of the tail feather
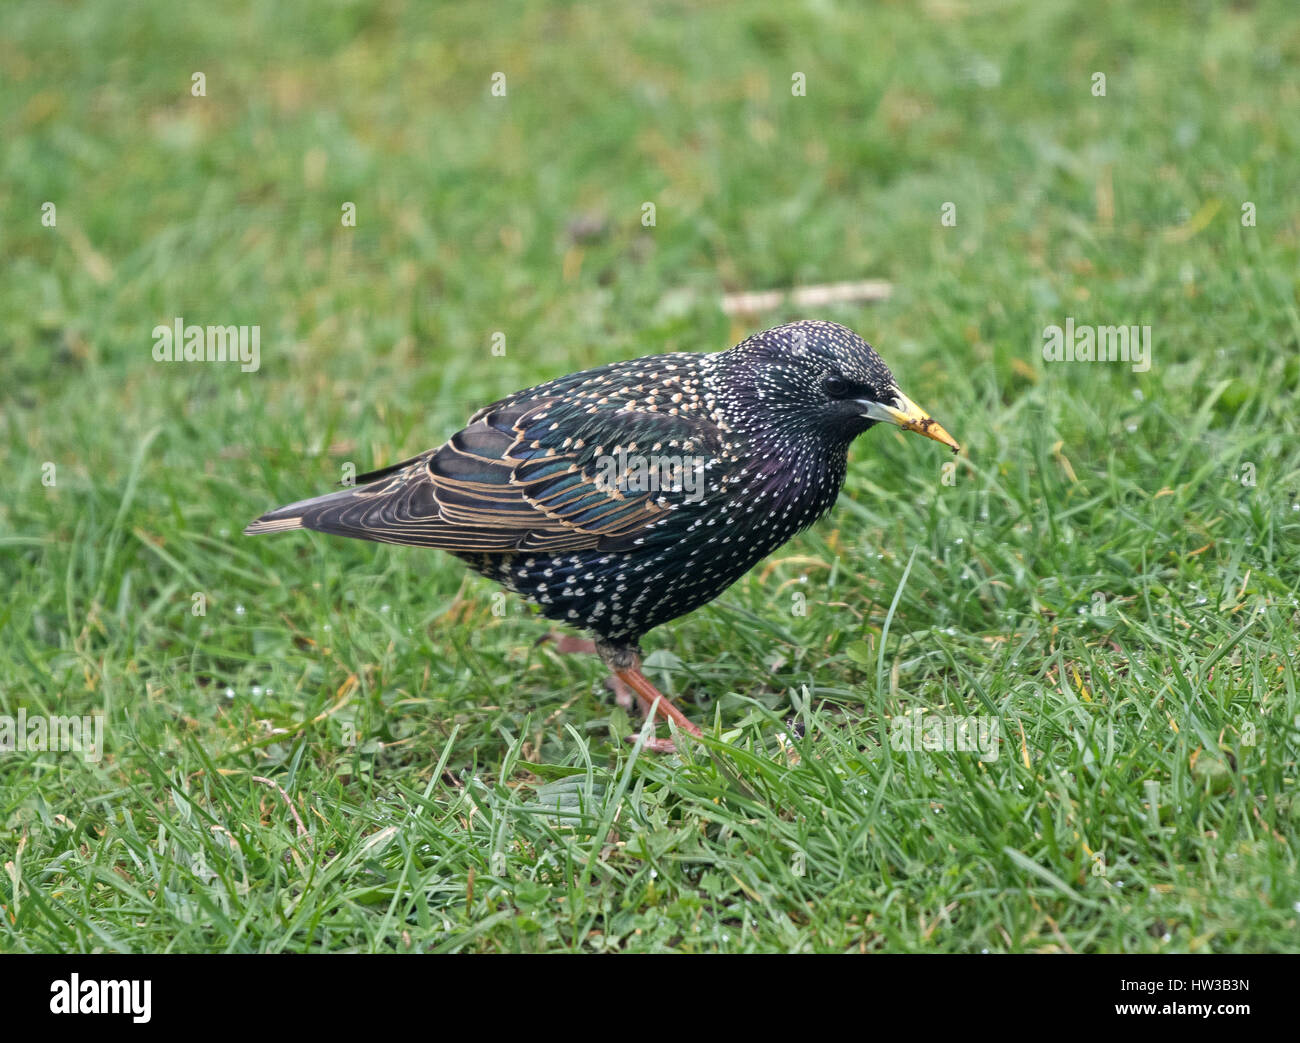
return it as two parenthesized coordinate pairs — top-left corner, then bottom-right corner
(243, 514), (306, 534)
(244, 485), (375, 537)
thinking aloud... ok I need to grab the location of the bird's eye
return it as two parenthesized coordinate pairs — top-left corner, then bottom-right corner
(822, 375), (853, 399)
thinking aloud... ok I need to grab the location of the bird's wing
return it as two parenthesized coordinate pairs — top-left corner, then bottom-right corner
(245, 399), (722, 553)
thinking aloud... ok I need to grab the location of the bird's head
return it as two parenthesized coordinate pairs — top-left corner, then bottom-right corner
(716, 320), (960, 452)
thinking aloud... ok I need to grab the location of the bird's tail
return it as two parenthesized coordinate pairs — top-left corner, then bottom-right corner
(243, 454), (425, 537)
(243, 487), (362, 535)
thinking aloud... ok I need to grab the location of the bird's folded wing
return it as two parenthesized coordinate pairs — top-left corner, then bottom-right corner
(246, 399), (721, 553)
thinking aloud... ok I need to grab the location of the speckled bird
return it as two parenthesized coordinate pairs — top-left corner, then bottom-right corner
(245, 320), (958, 751)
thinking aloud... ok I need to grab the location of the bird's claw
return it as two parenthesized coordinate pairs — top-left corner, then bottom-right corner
(624, 733), (680, 755)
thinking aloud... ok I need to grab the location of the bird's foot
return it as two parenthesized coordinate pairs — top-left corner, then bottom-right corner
(540, 633), (702, 753)
(630, 734), (684, 755)
(615, 666), (703, 755)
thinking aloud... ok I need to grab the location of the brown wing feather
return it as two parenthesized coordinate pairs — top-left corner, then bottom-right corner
(245, 399), (718, 554)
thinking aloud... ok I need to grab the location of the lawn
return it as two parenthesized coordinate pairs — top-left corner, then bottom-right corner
(2, 0), (1298, 953)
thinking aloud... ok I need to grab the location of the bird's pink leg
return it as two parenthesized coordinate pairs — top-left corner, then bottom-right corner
(541, 634), (700, 751)
(615, 665), (703, 754)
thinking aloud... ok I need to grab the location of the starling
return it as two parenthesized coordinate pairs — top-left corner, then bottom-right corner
(245, 320), (958, 751)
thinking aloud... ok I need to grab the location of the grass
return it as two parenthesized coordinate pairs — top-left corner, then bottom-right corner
(2, 0), (1299, 952)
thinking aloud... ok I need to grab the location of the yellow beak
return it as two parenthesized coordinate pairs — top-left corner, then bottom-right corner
(861, 387), (960, 453)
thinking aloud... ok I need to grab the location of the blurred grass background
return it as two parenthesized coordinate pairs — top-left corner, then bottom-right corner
(1, 0), (1299, 952)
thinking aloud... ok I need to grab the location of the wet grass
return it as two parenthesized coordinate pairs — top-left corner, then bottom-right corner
(1, 0), (1299, 951)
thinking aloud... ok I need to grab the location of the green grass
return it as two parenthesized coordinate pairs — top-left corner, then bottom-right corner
(2, 0), (1299, 952)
